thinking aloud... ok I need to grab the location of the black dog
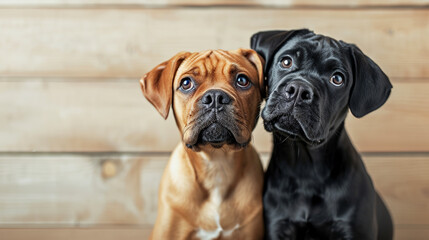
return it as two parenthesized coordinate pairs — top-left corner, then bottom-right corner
(251, 29), (393, 239)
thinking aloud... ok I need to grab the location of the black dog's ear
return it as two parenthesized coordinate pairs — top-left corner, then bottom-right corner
(250, 29), (312, 72)
(349, 44), (393, 118)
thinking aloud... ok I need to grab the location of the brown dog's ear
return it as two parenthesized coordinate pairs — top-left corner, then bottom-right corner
(235, 48), (266, 98)
(140, 52), (190, 119)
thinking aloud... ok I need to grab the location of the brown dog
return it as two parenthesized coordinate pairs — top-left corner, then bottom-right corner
(140, 49), (265, 240)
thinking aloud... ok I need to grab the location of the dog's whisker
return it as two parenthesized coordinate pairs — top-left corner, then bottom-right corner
(280, 134), (290, 144)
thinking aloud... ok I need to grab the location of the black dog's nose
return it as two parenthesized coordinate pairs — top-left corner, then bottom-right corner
(201, 89), (232, 110)
(285, 81), (314, 103)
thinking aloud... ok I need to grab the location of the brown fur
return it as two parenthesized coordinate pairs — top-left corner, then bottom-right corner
(140, 49), (265, 240)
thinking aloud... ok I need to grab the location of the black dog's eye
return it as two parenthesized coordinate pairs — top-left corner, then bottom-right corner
(281, 56), (293, 68)
(179, 77), (194, 91)
(236, 74), (251, 89)
(330, 73), (345, 87)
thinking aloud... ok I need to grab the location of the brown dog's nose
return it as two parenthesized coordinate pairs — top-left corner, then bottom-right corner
(285, 81), (314, 103)
(201, 89), (232, 110)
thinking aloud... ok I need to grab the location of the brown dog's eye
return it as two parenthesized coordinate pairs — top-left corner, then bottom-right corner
(330, 73), (345, 87)
(236, 74), (251, 89)
(281, 56), (293, 68)
(180, 77), (194, 91)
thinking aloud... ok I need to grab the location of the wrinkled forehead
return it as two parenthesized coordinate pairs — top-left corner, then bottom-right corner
(175, 50), (253, 80)
(274, 34), (350, 67)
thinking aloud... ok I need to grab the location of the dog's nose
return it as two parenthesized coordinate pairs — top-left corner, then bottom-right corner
(284, 82), (314, 103)
(201, 89), (232, 110)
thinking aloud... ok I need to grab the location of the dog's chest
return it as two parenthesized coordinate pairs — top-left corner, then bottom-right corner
(283, 182), (352, 217)
(195, 155), (240, 240)
(194, 188), (240, 240)
(273, 183), (356, 237)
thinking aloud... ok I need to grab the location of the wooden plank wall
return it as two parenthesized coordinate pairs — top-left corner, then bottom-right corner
(0, 0), (428, 239)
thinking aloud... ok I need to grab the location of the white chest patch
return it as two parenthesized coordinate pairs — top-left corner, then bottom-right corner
(195, 213), (239, 240)
(195, 189), (239, 240)
(195, 151), (240, 240)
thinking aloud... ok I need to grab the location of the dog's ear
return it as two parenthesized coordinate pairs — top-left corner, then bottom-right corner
(234, 48), (266, 98)
(140, 52), (191, 119)
(348, 44), (392, 118)
(250, 29), (312, 72)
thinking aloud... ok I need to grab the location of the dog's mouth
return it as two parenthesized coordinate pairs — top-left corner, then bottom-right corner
(195, 123), (236, 148)
(264, 114), (325, 146)
(183, 112), (250, 151)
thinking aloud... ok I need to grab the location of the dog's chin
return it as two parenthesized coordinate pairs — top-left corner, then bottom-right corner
(264, 116), (325, 147)
(185, 123), (249, 151)
(199, 123), (235, 148)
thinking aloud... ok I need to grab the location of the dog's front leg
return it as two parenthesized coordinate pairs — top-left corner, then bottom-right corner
(233, 209), (264, 240)
(150, 204), (194, 240)
(264, 219), (298, 240)
(330, 221), (377, 240)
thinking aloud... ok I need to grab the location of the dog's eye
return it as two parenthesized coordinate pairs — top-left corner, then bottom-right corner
(180, 77), (194, 91)
(281, 56), (293, 68)
(236, 74), (251, 89)
(330, 73), (345, 87)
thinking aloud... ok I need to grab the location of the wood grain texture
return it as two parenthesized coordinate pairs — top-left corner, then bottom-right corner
(0, 154), (428, 226)
(0, 228), (152, 240)
(0, 1), (427, 238)
(345, 81), (429, 152)
(1, 80), (428, 152)
(0, 154), (166, 226)
(0, 0), (427, 7)
(0, 8), (427, 78)
(1, 227), (429, 240)
(394, 228), (429, 240)
(0, 80), (180, 152)
(365, 155), (429, 226)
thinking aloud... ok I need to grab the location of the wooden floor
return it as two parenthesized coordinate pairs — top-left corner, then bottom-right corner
(2, 227), (429, 240)
(0, 0), (428, 239)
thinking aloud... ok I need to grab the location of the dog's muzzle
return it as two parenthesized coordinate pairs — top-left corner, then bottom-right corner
(200, 89), (232, 111)
(262, 80), (324, 145)
(283, 80), (314, 104)
(198, 90), (234, 148)
(184, 89), (249, 149)
(198, 123), (235, 148)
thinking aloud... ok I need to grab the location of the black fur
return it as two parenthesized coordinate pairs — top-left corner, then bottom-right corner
(251, 29), (393, 240)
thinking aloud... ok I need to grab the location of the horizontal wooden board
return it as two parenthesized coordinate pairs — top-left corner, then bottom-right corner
(0, 80), (428, 152)
(364, 155), (429, 226)
(0, 228), (152, 240)
(345, 81), (429, 152)
(0, 80), (181, 153)
(0, 154), (166, 226)
(0, 0), (427, 7)
(394, 228), (429, 240)
(1, 227), (429, 240)
(0, 154), (428, 227)
(0, 9), (427, 78)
